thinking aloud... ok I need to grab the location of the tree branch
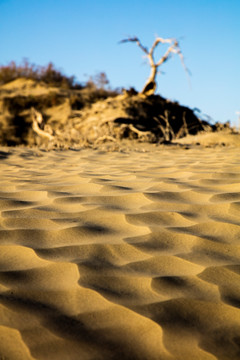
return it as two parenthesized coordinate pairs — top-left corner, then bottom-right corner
(120, 37), (149, 54)
(149, 37), (173, 57)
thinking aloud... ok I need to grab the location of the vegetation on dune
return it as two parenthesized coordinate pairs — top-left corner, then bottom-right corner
(0, 60), (82, 89)
(0, 61), (121, 147)
(0, 47), (233, 149)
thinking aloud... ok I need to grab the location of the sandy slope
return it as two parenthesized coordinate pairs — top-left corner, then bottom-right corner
(0, 145), (240, 360)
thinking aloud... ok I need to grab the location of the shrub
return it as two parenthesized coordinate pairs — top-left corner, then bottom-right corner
(0, 59), (82, 89)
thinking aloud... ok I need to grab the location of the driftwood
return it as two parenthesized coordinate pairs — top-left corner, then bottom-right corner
(120, 36), (190, 95)
(31, 107), (54, 143)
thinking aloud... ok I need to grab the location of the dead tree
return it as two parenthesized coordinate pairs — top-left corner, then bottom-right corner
(120, 36), (190, 96)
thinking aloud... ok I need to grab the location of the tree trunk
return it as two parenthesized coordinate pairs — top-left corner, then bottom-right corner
(141, 65), (157, 95)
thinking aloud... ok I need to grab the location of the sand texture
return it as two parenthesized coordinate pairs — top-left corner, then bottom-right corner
(0, 145), (240, 360)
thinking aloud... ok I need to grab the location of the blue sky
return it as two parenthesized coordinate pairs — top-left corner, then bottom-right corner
(0, 0), (239, 126)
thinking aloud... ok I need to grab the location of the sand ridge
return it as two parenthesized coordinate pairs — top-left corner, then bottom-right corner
(0, 145), (240, 359)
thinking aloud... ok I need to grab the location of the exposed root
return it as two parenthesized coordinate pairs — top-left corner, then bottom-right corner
(31, 107), (54, 146)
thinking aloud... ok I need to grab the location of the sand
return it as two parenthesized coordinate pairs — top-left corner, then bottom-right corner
(0, 143), (240, 360)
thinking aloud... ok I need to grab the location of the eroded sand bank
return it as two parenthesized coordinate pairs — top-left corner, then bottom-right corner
(0, 145), (240, 360)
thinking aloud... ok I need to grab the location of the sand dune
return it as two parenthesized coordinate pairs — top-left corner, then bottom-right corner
(0, 145), (240, 359)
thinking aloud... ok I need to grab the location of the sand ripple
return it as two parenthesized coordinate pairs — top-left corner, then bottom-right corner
(0, 146), (240, 359)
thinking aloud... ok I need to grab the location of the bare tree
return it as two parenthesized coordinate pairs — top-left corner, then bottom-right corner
(120, 36), (190, 95)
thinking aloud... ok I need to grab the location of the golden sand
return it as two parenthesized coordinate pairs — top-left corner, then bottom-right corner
(0, 144), (240, 359)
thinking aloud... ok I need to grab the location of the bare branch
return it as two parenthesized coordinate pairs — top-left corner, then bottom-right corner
(120, 37), (149, 54)
(149, 37), (173, 57)
(119, 37), (139, 43)
(155, 41), (177, 66)
(174, 46), (191, 75)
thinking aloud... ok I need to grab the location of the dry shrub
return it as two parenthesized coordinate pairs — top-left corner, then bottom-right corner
(0, 60), (81, 89)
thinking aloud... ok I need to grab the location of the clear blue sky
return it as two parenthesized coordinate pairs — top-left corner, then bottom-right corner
(0, 0), (239, 126)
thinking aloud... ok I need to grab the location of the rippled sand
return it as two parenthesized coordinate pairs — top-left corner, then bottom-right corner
(0, 145), (240, 360)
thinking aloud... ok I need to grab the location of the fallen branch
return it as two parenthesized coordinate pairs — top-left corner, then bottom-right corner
(31, 107), (54, 141)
